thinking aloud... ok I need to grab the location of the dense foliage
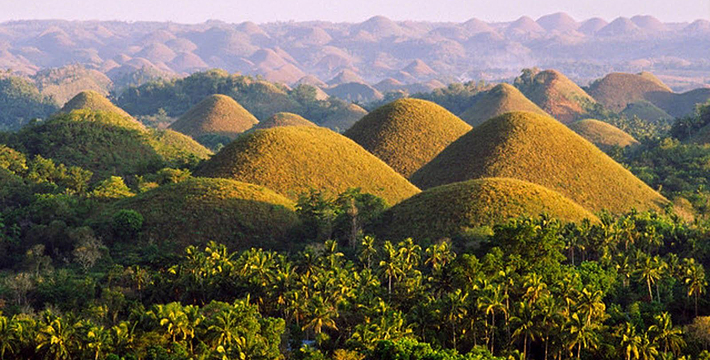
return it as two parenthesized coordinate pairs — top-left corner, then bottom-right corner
(0, 76), (59, 131)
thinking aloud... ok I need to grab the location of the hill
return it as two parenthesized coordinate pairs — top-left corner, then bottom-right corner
(107, 177), (299, 251)
(320, 103), (368, 132)
(344, 98), (471, 177)
(587, 72), (672, 112)
(252, 112), (316, 130)
(377, 177), (598, 241)
(168, 94), (258, 140)
(0, 76), (58, 131)
(11, 109), (211, 178)
(644, 88), (710, 118)
(620, 100), (672, 123)
(568, 119), (639, 152)
(34, 65), (113, 104)
(459, 84), (548, 126)
(325, 82), (384, 103)
(410, 111), (667, 213)
(514, 69), (595, 123)
(195, 126), (420, 205)
(60, 90), (135, 120)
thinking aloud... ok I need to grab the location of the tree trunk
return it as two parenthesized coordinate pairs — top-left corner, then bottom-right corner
(577, 341), (582, 360)
(545, 334), (549, 360)
(647, 279), (653, 302)
(524, 335), (528, 360)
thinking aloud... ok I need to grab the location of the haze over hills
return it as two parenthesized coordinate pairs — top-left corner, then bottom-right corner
(0, 13), (708, 95)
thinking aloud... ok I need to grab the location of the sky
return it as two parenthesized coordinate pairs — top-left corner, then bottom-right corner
(0, 0), (708, 24)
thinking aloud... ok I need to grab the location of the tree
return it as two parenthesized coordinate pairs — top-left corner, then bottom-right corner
(682, 258), (707, 317)
(648, 312), (685, 356)
(567, 312), (599, 359)
(510, 302), (539, 360)
(479, 283), (507, 354)
(35, 313), (78, 360)
(635, 255), (663, 302)
(576, 288), (606, 326)
(618, 322), (641, 360)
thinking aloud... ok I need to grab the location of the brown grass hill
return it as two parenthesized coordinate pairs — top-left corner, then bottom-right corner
(644, 88), (710, 118)
(11, 109), (211, 179)
(587, 72), (672, 112)
(620, 100), (672, 123)
(410, 111), (667, 213)
(326, 82), (384, 103)
(514, 69), (596, 123)
(106, 177), (300, 251)
(327, 69), (366, 86)
(568, 119), (639, 152)
(459, 84), (549, 127)
(195, 126), (420, 205)
(344, 98), (472, 178)
(168, 94), (259, 140)
(251, 112), (316, 130)
(320, 103), (368, 132)
(377, 177), (598, 241)
(60, 90), (138, 123)
(34, 65), (113, 105)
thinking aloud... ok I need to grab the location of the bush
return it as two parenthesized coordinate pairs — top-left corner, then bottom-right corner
(112, 209), (144, 240)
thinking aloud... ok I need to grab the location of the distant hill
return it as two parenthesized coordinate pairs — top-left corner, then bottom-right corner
(344, 98), (471, 177)
(168, 94), (258, 140)
(620, 100), (672, 123)
(411, 111), (667, 213)
(60, 90), (136, 120)
(377, 177), (598, 241)
(0, 76), (58, 131)
(587, 72), (672, 112)
(252, 112), (316, 130)
(108, 177), (300, 250)
(325, 82), (383, 103)
(34, 65), (112, 104)
(515, 69), (595, 123)
(196, 126), (419, 205)
(644, 88), (710, 118)
(569, 119), (639, 152)
(459, 84), (548, 126)
(319, 103), (368, 132)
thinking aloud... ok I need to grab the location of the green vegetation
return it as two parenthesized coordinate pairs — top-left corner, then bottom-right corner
(104, 177), (300, 251)
(459, 84), (548, 127)
(378, 177), (598, 242)
(168, 94), (258, 140)
(569, 119), (639, 153)
(252, 112), (316, 130)
(411, 111), (667, 213)
(34, 64), (113, 105)
(196, 126), (420, 205)
(0, 76), (58, 131)
(60, 90), (135, 120)
(413, 81), (487, 115)
(621, 100), (672, 123)
(514, 68), (596, 123)
(345, 98), (472, 177)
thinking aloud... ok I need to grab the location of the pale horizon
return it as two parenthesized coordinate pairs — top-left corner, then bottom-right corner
(1, 0), (708, 24)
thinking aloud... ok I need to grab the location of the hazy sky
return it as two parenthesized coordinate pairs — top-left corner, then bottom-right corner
(1, 0), (708, 23)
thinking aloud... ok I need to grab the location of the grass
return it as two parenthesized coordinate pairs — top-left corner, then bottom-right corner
(515, 69), (596, 123)
(60, 90), (138, 123)
(320, 103), (368, 132)
(459, 84), (548, 127)
(107, 177), (300, 251)
(569, 119), (639, 152)
(644, 88), (710, 118)
(168, 94), (259, 139)
(252, 112), (316, 130)
(621, 100), (672, 123)
(196, 126), (420, 205)
(344, 98), (472, 178)
(377, 177), (599, 241)
(587, 72), (672, 113)
(411, 111), (668, 213)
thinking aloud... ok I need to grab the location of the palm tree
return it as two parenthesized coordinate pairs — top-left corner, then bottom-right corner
(510, 302), (539, 360)
(379, 241), (403, 294)
(639, 331), (659, 360)
(82, 324), (110, 360)
(359, 235), (377, 270)
(208, 308), (242, 350)
(442, 289), (469, 350)
(567, 312), (598, 359)
(682, 258), (707, 317)
(478, 283), (507, 354)
(648, 312), (685, 355)
(635, 255), (662, 302)
(576, 288), (606, 326)
(537, 295), (562, 360)
(302, 295), (338, 337)
(618, 322), (641, 360)
(0, 313), (15, 358)
(36, 315), (77, 360)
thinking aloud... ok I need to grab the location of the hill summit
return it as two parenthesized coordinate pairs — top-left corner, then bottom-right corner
(196, 126), (420, 205)
(515, 69), (595, 123)
(252, 112), (316, 130)
(411, 111), (667, 213)
(587, 72), (672, 112)
(168, 94), (259, 140)
(344, 98), (471, 177)
(459, 83), (548, 126)
(60, 90), (136, 121)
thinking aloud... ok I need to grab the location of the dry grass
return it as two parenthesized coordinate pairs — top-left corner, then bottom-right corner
(196, 126), (420, 205)
(569, 119), (639, 152)
(344, 98), (471, 178)
(378, 177), (598, 241)
(252, 112), (316, 130)
(587, 72), (672, 112)
(460, 84), (548, 127)
(109, 177), (300, 250)
(411, 111), (668, 213)
(169, 94), (258, 139)
(516, 70), (596, 123)
(60, 90), (138, 123)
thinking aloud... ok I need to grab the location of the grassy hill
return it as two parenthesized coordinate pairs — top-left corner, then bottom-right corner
(515, 69), (596, 123)
(411, 111), (667, 213)
(644, 88), (710, 118)
(0, 76), (58, 131)
(34, 65), (113, 105)
(459, 84), (548, 127)
(344, 98), (471, 177)
(377, 177), (598, 241)
(196, 126), (420, 205)
(168, 94), (258, 139)
(320, 103), (368, 132)
(621, 100), (673, 123)
(569, 119), (639, 152)
(60, 90), (136, 121)
(10, 109), (211, 178)
(107, 177), (300, 251)
(587, 72), (672, 112)
(252, 112), (316, 130)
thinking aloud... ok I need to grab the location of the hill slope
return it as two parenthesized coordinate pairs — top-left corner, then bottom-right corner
(378, 177), (598, 241)
(515, 69), (596, 123)
(60, 90), (135, 121)
(252, 112), (316, 130)
(109, 178), (299, 250)
(459, 84), (548, 126)
(411, 111), (667, 213)
(568, 119), (639, 152)
(0, 76), (58, 131)
(344, 98), (471, 177)
(587, 72), (672, 112)
(196, 126), (420, 205)
(168, 94), (258, 139)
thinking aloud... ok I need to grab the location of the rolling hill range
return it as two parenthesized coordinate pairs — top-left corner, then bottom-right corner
(344, 98), (471, 177)
(168, 94), (259, 139)
(195, 126), (420, 205)
(377, 177), (599, 241)
(459, 84), (548, 126)
(410, 111), (667, 213)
